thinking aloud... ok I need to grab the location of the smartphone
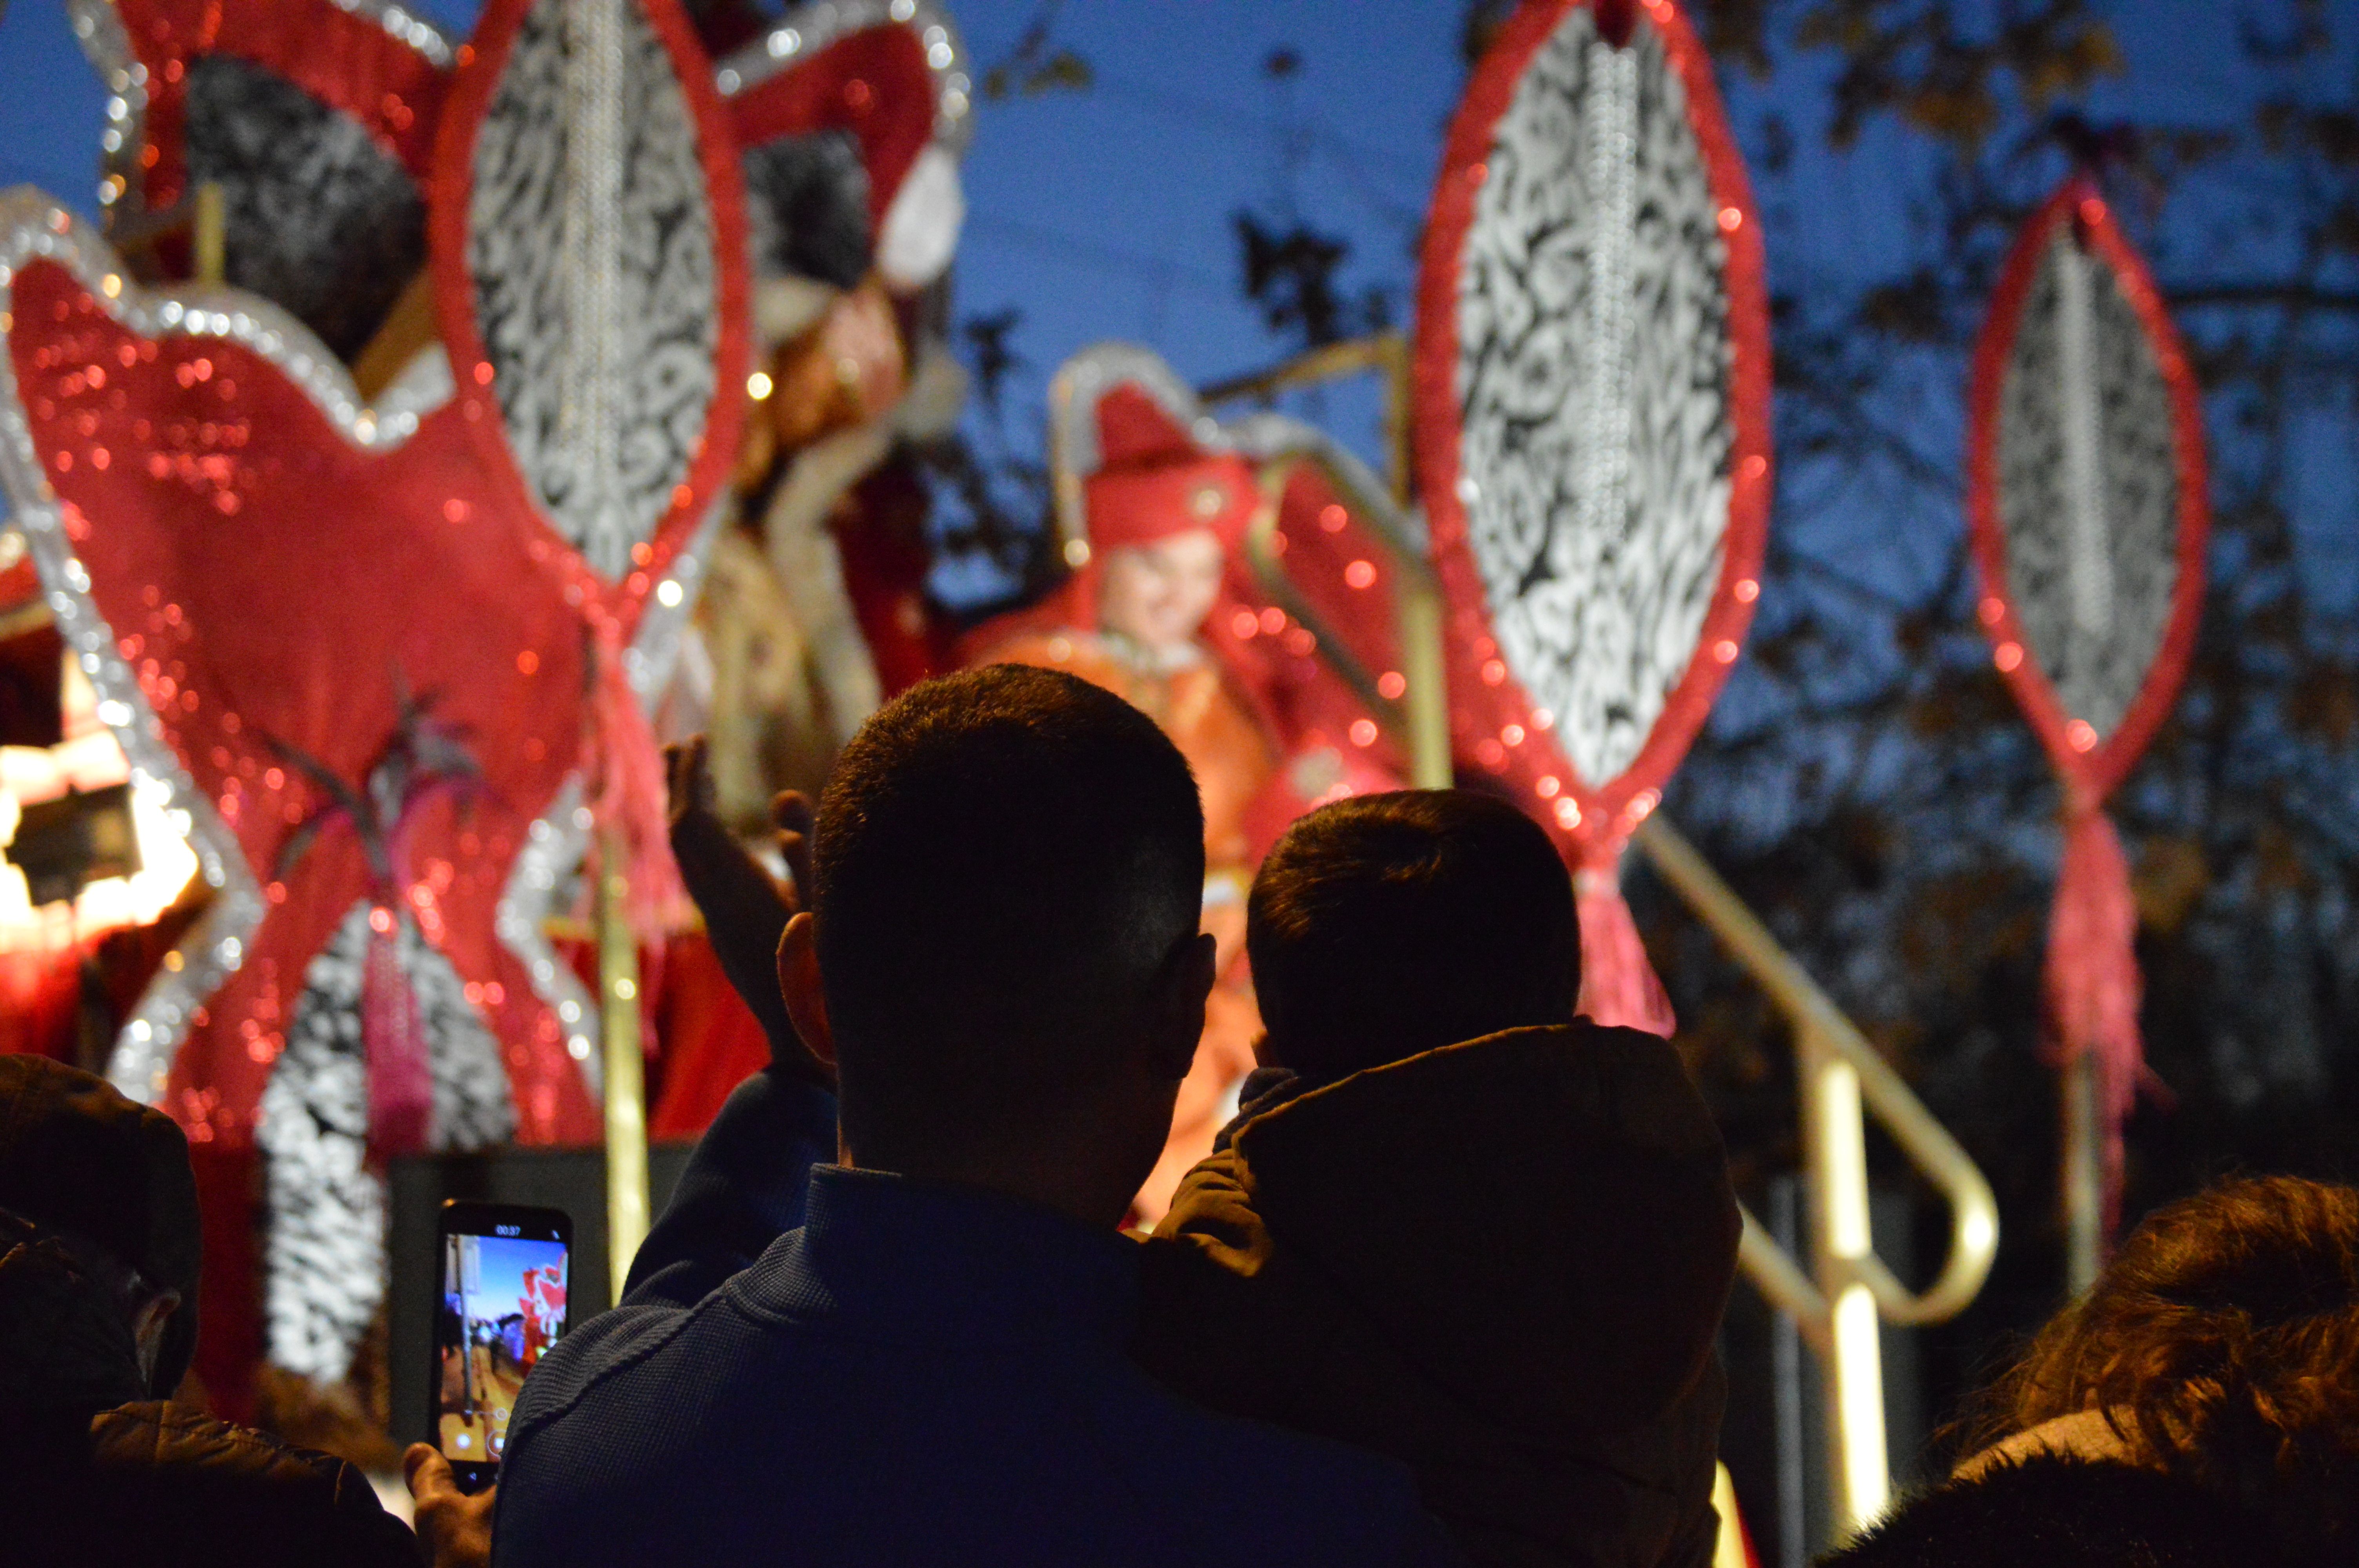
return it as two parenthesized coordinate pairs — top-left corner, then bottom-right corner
(430, 1201), (572, 1492)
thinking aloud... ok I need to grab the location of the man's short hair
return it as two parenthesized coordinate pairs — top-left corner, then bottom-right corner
(813, 664), (1205, 1156)
(1247, 789), (1579, 1079)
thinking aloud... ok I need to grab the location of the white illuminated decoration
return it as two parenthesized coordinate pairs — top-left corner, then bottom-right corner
(468, 0), (719, 582)
(1996, 234), (2180, 740)
(1453, 6), (1735, 787)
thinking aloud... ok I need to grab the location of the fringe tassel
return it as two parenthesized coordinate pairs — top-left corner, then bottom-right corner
(362, 911), (432, 1156)
(1574, 840), (1677, 1037)
(2046, 804), (2144, 1225)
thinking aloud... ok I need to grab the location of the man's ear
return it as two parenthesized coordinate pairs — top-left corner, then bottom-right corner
(777, 912), (837, 1070)
(1146, 930), (1218, 1082)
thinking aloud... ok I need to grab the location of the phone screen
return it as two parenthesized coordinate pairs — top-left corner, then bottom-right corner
(433, 1207), (569, 1477)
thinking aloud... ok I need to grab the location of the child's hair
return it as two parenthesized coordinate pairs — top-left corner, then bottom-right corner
(1968, 1174), (2359, 1556)
(1246, 789), (1579, 1080)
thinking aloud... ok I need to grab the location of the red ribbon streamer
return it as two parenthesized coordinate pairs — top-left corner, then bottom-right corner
(1573, 840), (1677, 1038)
(2045, 803), (2143, 1223)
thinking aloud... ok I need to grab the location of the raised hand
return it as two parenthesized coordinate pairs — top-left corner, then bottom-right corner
(664, 738), (832, 1087)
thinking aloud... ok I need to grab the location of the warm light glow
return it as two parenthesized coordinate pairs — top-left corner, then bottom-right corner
(1994, 642), (2023, 673)
(747, 370), (775, 401)
(0, 661), (200, 954)
(1832, 1283), (1892, 1526)
(2067, 719), (2097, 752)
(1376, 670), (1406, 699)
(1718, 207), (1744, 232)
(1348, 719), (1378, 748)
(0, 765), (200, 952)
(1343, 559), (1377, 590)
(1977, 596), (2006, 627)
(1815, 1056), (1891, 1530)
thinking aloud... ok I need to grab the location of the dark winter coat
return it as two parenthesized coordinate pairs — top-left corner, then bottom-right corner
(1134, 1022), (1743, 1568)
(1818, 1452), (2295, 1568)
(0, 1057), (416, 1568)
(493, 1068), (1463, 1568)
(0, 1218), (418, 1568)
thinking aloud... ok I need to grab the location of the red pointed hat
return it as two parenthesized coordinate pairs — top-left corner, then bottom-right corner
(1083, 385), (1257, 554)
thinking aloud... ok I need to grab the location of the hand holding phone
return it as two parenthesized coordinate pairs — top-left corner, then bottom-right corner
(431, 1201), (572, 1493)
(406, 1444), (498, 1568)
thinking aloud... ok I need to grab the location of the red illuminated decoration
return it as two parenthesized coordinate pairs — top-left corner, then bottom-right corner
(1414, 0), (1771, 1034)
(4, 0), (980, 1419)
(97, 0), (449, 216)
(1966, 174), (2209, 1228)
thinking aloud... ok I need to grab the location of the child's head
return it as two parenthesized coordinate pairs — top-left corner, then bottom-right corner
(1247, 789), (1579, 1080)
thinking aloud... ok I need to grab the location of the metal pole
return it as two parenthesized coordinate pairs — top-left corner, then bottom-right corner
(1397, 583), (1452, 789)
(1377, 332), (1450, 790)
(2052, 231), (2114, 1299)
(1803, 1041), (1891, 1530)
(598, 828), (650, 1302)
(2060, 1052), (2103, 1296)
(192, 183), (225, 286)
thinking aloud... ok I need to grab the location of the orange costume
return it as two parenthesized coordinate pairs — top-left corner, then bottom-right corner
(965, 384), (1281, 1221)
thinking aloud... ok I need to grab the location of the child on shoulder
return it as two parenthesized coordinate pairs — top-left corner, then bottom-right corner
(1134, 791), (1739, 1568)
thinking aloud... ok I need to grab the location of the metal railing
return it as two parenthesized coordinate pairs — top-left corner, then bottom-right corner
(1633, 815), (1999, 1532)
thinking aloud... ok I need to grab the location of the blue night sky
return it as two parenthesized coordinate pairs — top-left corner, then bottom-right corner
(0, 1), (2349, 606)
(453, 1232), (567, 1323)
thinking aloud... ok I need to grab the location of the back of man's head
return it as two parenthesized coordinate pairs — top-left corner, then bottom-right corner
(813, 664), (1206, 1167)
(0, 1055), (200, 1400)
(1248, 789), (1579, 1080)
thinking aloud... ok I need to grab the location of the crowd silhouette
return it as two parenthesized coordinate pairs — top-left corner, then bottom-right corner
(3, 667), (2355, 1566)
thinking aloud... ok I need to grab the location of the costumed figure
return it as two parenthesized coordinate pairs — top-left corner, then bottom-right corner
(966, 345), (1405, 1220)
(645, 0), (975, 1136)
(687, 0), (974, 825)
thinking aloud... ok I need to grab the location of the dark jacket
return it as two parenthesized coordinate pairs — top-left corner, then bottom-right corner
(493, 1068), (1462, 1568)
(1134, 1022), (1742, 1568)
(1818, 1452), (2294, 1568)
(0, 1216), (418, 1568)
